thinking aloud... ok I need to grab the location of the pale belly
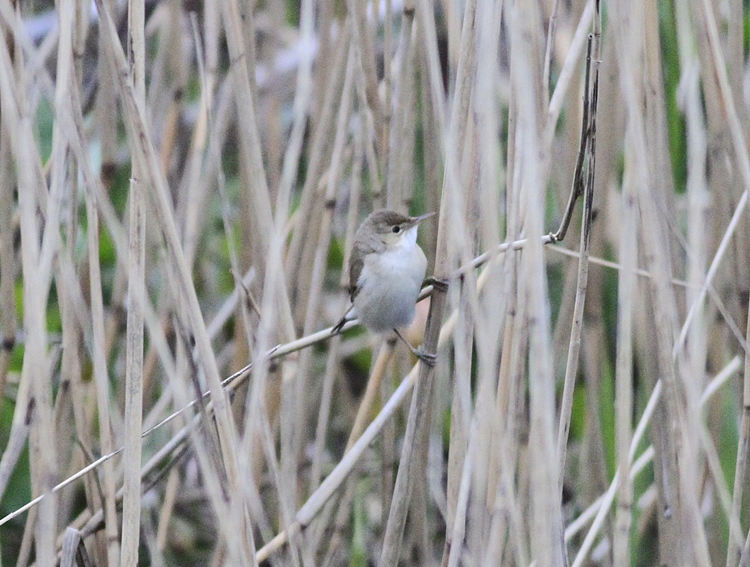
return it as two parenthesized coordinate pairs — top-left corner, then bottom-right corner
(353, 246), (427, 332)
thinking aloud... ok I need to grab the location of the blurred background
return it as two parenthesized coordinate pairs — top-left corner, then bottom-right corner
(0, 0), (749, 565)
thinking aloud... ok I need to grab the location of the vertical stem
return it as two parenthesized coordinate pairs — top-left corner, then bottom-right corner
(87, 187), (121, 567)
(556, 33), (597, 491)
(120, 0), (146, 564)
(379, 0), (476, 563)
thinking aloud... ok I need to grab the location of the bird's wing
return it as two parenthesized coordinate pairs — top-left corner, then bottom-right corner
(348, 238), (377, 301)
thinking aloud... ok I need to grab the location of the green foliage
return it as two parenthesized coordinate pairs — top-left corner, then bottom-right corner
(658, 0), (687, 192)
(349, 482), (367, 567)
(36, 98), (54, 163)
(0, 398), (31, 566)
(598, 349), (616, 478)
(328, 235), (345, 272)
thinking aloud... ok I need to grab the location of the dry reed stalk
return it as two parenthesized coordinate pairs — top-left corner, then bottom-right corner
(724, 0), (750, 311)
(386, 0), (416, 210)
(0, 98), (16, 404)
(442, 84), (483, 567)
(6, 1), (750, 562)
(442, 264), (474, 565)
(120, 0), (147, 563)
(256, 254), (503, 564)
(0, 44), (17, 492)
(92, 1), (257, 562)
(16, 505), (37, 566)
(309, 331), (344, 491)
(677, 0), (713, 562)
(494, 47), (526, 564)
(542, 0), (561, 99)
(418, 50), (440, 264)
(222, 0), (274, 264)
(151, 4), (186, 177)
(617, 0), (711, 563)
(285, 27), (351, 289)
(7, 234), (543, 561)
(238, 0), (258, 117)
(349, 23), (384, 207)
(382, 0), (393, 194)
(239, 1), (314, 555)
(379, 0), (476, 560)
(555, 25), (599, 494)
(683, 2), (750, 563)
(317, 340), (397, 562)
(85, 165), (120, 567)
(55, 245), (83, 537)
(347, 343), (397, 453)
(726, 0), (746, 133)
(572, 352), (742, 564)
(179, 28), (223, 272)
(347, 0), (383, 147)
(508, 0), (567, 563)
(96, 0), (118, 186)
(446, 419), (476, 567)
(61, 527), (94, 567)
(416, 0), (446, 147)
(0, 2), (78, 561)
(613, 69), (638, 567)
(286, 38), (352, 512)
(733, 371), (750, 565)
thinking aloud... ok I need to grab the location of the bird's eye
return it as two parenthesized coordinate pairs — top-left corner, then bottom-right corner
(392, 226), (401, 233)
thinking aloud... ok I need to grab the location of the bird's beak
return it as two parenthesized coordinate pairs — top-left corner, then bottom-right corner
(408, 212), (436, 228)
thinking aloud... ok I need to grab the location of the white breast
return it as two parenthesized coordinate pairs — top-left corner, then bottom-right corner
(353, 231), (427, 333)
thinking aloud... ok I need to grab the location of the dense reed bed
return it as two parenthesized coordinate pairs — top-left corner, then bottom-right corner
(1, 0), (749, 565)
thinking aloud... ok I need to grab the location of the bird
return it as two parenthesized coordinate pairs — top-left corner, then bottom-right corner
(332, 209), (437, 365)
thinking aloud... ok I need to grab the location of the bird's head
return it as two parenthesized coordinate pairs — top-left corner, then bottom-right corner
(361, 210), (435, 249)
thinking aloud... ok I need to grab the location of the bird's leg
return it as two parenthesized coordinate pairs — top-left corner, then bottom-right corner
(422, 276), (449, 293)
(331, 304), (355, 334)
(393, 328), (436, 367)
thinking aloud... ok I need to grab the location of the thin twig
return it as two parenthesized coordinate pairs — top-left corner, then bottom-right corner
(556, 26), (600, 492)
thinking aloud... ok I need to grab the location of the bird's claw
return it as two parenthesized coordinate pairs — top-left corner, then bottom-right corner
(331, 317), (348, 335)
(415, 345), (437, 367)
(424, 276), (449, 292)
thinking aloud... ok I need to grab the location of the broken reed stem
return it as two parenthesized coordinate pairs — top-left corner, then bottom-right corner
(556, 29), (599, 493)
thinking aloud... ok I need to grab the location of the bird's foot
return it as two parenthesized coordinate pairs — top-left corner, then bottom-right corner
(393, 328), (436, 366)
(331, 316), (348, 335)
(423, 276), (449, 292)
(415, 345), (437, 367)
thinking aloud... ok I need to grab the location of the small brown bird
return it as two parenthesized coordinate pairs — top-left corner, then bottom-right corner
(333, 209), (436, 365)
